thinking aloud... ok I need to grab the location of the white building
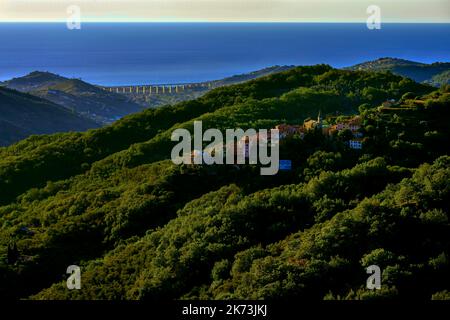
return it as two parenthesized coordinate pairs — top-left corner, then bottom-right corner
(349, 140), (363, 149)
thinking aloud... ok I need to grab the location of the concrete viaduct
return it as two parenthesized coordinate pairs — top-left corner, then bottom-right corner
(101, 82), (214, 95)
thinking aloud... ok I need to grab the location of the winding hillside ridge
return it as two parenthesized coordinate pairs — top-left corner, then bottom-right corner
(1, 65), (449, 300)
(347, 58), (450, 86)
(0, 87), (100, 147)
(2, 71), (143, 124)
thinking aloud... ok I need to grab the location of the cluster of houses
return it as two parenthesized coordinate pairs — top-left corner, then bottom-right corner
(184, 112), (365, 164)
(187, 131), (274, 164)
(276, 112), (364, 149)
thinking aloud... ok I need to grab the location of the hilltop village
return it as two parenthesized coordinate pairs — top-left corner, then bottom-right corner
(276, 112), (364, 149)
(184, 111), (367, 167)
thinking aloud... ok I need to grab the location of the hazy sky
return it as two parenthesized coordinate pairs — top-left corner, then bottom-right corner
(0, 0), (449, 22)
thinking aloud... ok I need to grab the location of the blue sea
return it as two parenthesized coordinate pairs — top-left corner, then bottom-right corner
(0, 23), (449, 86)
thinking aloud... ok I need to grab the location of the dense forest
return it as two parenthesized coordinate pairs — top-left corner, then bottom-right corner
(0, 65), (449, 300)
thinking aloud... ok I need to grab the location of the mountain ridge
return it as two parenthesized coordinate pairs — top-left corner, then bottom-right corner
(2, 72), (143, 124)
(346, 57), (450, 85)
(0, 86), (100, 146)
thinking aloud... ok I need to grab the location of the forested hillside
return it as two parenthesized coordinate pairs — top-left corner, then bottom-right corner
(3, 71), (143, 124)
(0, 87), (100, 147)
(0, 66), (448, 300)
(347, 58), (450, 86)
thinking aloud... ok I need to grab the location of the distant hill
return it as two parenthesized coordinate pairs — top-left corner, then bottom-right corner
(426, 69), (450, 87)
(127, 65), (296, 108)
(0, 87), (99, 146)
(2, 71), (143, 124)
(346, 58), (450, 86)
(211, 65), (295, 86)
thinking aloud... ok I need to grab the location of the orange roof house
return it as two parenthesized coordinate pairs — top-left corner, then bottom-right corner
(275, 124), (305, 139)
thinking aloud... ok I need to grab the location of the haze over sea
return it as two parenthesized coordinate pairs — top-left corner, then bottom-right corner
(0, 23), (449, 86)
